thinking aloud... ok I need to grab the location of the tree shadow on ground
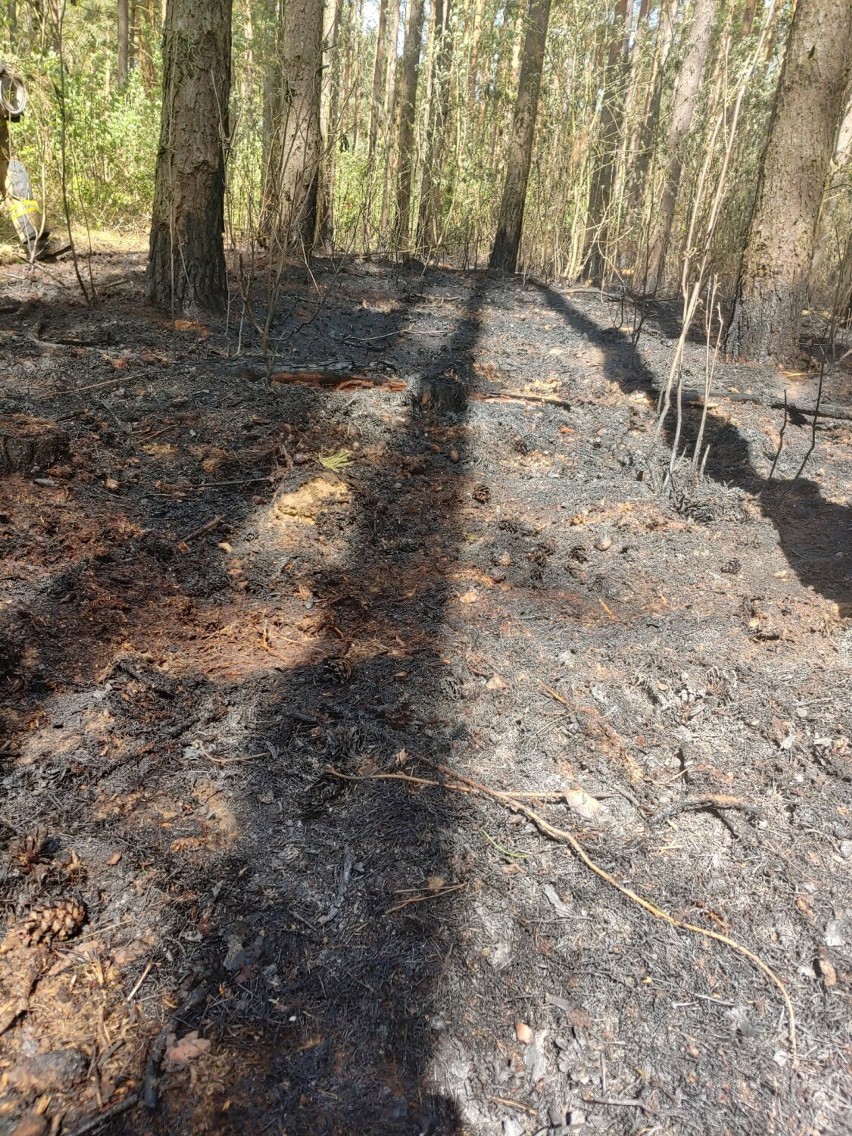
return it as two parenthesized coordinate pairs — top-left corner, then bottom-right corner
(534, 284), (852, 615)
(0, 266), (492, 1134)
(146, 279), (493, 1135)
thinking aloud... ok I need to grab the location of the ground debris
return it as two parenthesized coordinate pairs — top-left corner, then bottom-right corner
(0, 255), (849, 1135)
(5, 1047), (88, 1093)
(4, 899), (87, 950)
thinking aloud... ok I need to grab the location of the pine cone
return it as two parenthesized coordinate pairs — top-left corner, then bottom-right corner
(472, 484), (491, 504)
(12, 826), (48, 870)
(18, 898), (86, 946)
(322, 656), (352, 683)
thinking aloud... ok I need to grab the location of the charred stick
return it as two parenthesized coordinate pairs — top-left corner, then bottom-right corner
(650, 794), (762, 825)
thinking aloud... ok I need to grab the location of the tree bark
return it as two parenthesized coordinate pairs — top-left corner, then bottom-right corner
(378, 0), (402, 238)
(393, 0), (426, 250)
(368, 0), (390, 161)
(726, 0), (852, 361)
(740, 0), (758, 37)
(642, 0), (717, 293)
(625, 0), (678, 219)
(416, 0), (454, 251)
(582, 0), (630, 283)
(145, 0), (232, 315)
(488, 0), (551, 273)
(136, 0), (158, 95)
(317, 0), (343, 247)
(118, 0), (130, 85)
(466, 0), (485, 108)
(262, 0), (325, 255)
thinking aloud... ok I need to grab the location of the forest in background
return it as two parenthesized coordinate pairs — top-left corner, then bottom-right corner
(0, 0), (850, 352)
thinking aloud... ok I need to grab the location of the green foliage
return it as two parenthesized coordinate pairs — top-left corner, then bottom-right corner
(0, 1), (161, 233)
(55, 69), (159, 227)
(333, 144), (373, 240)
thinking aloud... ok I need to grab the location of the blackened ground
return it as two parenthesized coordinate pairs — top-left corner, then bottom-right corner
(0, 251), (850, 1136)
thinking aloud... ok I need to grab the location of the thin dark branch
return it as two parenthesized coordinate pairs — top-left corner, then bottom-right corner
(792, 362), (825, 482)
(768, 389), (788, 480)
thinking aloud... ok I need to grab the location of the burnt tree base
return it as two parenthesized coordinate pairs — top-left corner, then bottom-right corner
(0, 415), (69, 475)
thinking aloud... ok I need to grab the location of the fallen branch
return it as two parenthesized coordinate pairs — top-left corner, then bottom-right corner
(328, 762), (797, 1069)
(179, 516), (223, 543)
(792, 362), (825, 481)
(768, 392), (789, 480)
(650, 794), (762, 825)
(471, 391), (573, 410)
(125, 960), (153, 1002)
(65, 1095), (139, 1136)
(686, 388), (852, 423)
(270, 369), (406, 392)
(583, 1097), (654, 1114)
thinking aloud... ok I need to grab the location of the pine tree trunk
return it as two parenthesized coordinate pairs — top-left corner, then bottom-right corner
(340, 0), (353, 142)
(740, 0), (758, 36)
(582, 0), (629, 282)
(626, 0), (678, 218)
(489, 0), (520, 156)
(145, 0), (232, 315)
(368, 0), (390, 161)
(393, 0), (426, 250)
(383, 0), (401, 126)
(642, 0), (717, 293)
(508, 0), (524, 93)
(378, 0), (402, 239)
(350, 0), (364, 149)
(48, 0), (61, 52)
(263, 0), (325, 254)
(810, 88), (852, 289)
(726, 0), (852, 361)
(619, 0), (653, 212)
(488, 0), (551, 273)
(136, 0), (158, 95)
(130, 0), (137, 70)
(416, 0), (454, 251)
(466, 0), (485, 107)
(317, 0), (343, 247)
(118, 0), (130, 85)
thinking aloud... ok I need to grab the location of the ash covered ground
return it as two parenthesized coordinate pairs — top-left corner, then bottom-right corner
(0, 252), (850, 1136)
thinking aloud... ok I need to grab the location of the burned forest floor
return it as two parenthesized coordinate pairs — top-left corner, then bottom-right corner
(0, 250), (851, 1136)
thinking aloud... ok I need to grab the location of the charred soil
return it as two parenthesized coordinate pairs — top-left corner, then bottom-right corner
(0, 252), (850, 1136)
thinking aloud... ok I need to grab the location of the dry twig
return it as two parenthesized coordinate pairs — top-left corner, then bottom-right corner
(650, 794), (762, 824)
(385, 882), (466, 914)
(64, 1095), (138, 1136)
